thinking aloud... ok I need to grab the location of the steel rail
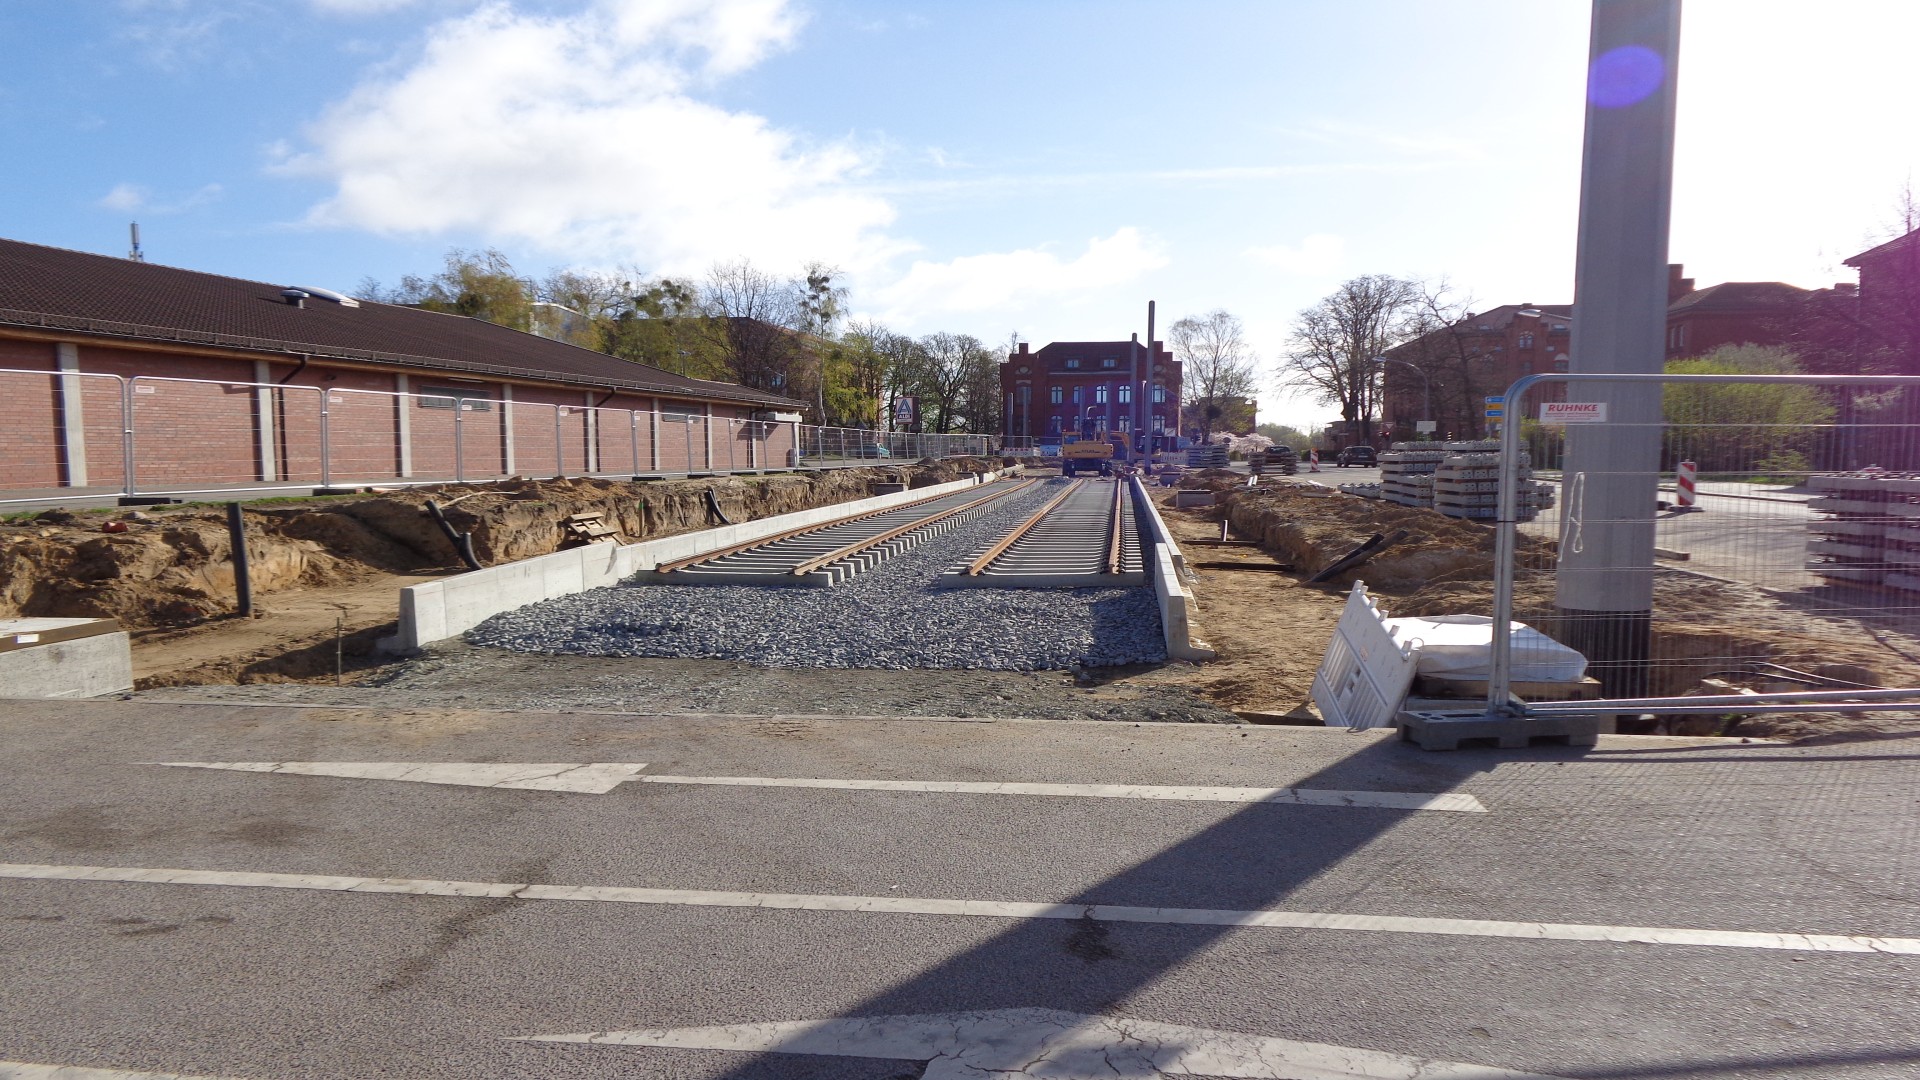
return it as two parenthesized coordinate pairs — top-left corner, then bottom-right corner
(656, 484), (984, 574)
(790, 479), (1041, 577)
(1104, 479), (1126, 577)
(965, 480), (1086, 576)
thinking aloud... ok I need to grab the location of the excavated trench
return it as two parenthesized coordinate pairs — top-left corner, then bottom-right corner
(0, 459), (1014, 685)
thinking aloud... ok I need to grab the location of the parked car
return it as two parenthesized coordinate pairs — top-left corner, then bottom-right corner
(851, 443), (892, 458)
(1335, 445), (1377, 467)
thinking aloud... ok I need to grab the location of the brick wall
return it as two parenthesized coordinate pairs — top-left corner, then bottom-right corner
(0, 367), (65, 488)
(0, 334), (799, 494)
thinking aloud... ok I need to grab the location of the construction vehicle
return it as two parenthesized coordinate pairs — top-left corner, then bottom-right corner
(1061, 416), (1126, 477)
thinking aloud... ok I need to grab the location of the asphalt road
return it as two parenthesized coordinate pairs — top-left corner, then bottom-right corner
(2, 699), (1917, 1079)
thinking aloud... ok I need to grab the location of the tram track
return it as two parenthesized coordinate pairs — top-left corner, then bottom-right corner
(943, 476), (1146, 588)
(642, 478), (1042, 587)
(638, 473), (1148, 592)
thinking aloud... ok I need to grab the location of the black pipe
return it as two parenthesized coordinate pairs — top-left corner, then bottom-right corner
(226, 502), (253, 617)
(425, 499), (484, 571)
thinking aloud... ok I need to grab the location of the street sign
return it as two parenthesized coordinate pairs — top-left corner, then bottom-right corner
(1484, 395), (1505, 419)
(517, 1008), (1568, 1079)
(1416, 420), (1437, 434)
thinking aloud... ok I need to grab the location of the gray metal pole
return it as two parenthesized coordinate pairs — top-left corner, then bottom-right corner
(1555, 0), (1682, 698)
(1143, 302), (1155, 456)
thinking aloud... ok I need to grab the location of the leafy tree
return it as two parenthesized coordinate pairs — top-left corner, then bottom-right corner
(1663, 345), (1833, 474)
(388, 248), (535, 331)
(1255, 423), (1312, 451)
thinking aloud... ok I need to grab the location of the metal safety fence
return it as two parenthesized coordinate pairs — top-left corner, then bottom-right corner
(1482, 372), (1920, 721)
(1, 367), (994, 505)
(796, 426), (992, 463)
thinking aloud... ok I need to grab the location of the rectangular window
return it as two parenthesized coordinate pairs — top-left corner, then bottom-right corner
(1049, 385), (1063, 405)
(1095, 384), (1109, 404)
(417, 386), (494, 411)
(1118, 384), (1132, 404)
(1517, 333), (1534, 349)
(1101, 357), (1116, 368)
(1064, 358), (1080, 369)
(1071, 387), (1083, 405)
(1151, 415), (1165, 432)
(1152, 386), (1167, 403)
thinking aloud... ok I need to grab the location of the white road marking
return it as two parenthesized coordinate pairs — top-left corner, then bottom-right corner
(146, 762), (648, 793)
(145, 763), (1484, 812)
(513, 1007), (1567, 1079)
(5, 862), (1913, 956)
(0, 1063), (243, 1080)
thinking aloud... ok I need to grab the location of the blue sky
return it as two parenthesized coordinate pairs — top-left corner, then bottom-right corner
(3, 1), (1917, 429)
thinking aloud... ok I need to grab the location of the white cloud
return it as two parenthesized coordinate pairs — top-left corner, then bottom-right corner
(282, 0), (903, 273)
(871, 227), (1167, 322)
(1244, 233), (1345, 276)
(99, 183), (148, 212)
(96, 182), (225, 214)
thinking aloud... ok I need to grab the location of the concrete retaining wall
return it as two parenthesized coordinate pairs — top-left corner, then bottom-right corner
(0, 631), (134, 698)
(1129, 476), (1213, 662)
(390, 468), (1020, 652)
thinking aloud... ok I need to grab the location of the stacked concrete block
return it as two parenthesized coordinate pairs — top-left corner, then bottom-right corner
(1184, 443), (1229, 469)
(1379, 443), (1446, 508)
(1432, 441), (1552, 522)
(1805, 471), (1920, 589)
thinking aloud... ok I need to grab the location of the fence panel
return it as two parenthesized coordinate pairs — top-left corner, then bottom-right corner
(584, 407), (642, 476)
(0, 368), (127, 498)
(130, 377), (324, 490)
(325, 389), (404, 484)
(1490, 373), (1920, 714)
(504, 401), (560, 478)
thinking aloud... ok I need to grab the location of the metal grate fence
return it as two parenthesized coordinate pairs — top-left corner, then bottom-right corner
(1486, 373), (1920, 717)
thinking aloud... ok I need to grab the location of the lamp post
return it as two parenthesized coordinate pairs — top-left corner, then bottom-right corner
(1373, 355), (1432, 439)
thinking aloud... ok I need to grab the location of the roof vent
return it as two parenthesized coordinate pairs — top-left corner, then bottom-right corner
(287, 285), (361, 309)
(280, 289), (309, 308)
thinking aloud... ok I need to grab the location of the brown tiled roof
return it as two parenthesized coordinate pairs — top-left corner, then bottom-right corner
(0, 237), (802, 409)
(1667, 281), (1809, 314)
(1845, 227), (1919, 268)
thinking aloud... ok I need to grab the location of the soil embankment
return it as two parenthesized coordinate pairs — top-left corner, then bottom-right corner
(1, 459), (1007, 687)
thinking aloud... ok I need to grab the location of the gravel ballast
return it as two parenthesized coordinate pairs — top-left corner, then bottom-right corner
(466, 481), (1168, 671)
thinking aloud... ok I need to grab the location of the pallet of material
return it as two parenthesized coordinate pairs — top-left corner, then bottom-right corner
(1411, 673), (1604, 702)
(562, 512), (621, 545)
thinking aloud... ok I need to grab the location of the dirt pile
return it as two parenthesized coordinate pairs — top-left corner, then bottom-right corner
(1194, 483), (1920, 739)
(0, 460), (997, 634)
(1221, 483), (1541, 591)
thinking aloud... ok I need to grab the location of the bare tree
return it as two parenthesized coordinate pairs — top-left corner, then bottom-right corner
(1169, 310), (1259, 441)
(1280, 275), (1421, 445)
(704, 258), (812, 407)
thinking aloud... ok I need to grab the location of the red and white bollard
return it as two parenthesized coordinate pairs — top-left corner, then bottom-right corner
(1675, 459), (1699, 511)
(1308, 448), (1321, 473)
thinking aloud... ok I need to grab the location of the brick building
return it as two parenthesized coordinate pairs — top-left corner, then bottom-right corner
(1379, 304), (1574, 441)
(1662, 263), (1810, 359)
(1843, 227), (1920, 372)
(0, 237), (804, 493)
(1000, 339), (1182, 442)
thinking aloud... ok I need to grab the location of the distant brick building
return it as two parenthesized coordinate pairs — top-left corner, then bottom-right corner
(1379, 304), (1574, 441)
(1662, 264), (1809, 360)
(1000, 339), (1182, 441)
(0, 236), (803, 494)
